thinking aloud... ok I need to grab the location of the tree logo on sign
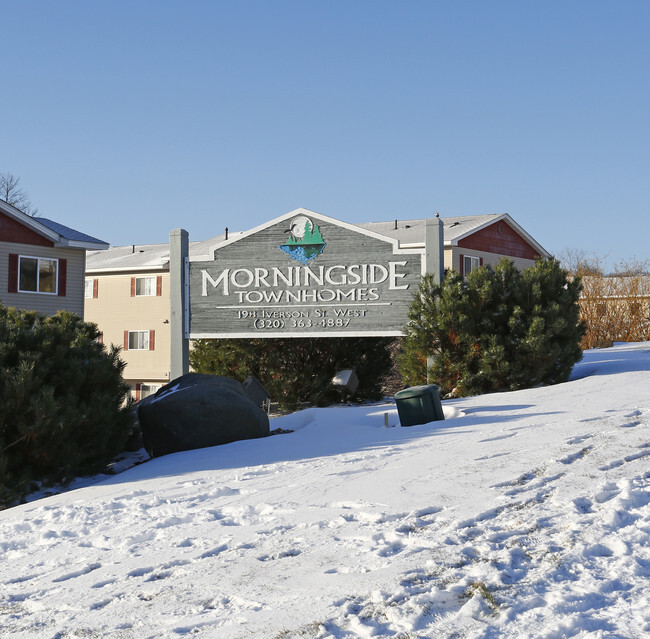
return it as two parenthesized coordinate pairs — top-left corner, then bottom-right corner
(279, 216), (327, 264)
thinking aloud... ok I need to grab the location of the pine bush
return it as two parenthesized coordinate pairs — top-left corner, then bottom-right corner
(399, 258), (586, 397)
(190, 336), (395, 409)
(0, 306), (132, 508)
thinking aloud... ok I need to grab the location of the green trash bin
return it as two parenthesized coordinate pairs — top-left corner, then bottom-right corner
(394, 384), (445, 426)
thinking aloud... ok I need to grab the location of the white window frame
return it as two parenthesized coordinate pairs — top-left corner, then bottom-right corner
(134, 276), (157, 297)
(18, 255), (58, 295)
(140, 383), (161, 399)
(84, 278), (95, 299)
(463, 255), (481, 276)
(128, 330), (150, 350)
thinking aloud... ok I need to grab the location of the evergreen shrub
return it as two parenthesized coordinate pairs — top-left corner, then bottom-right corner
(0, 306), (132, 508)
(190, 336), (396, 409)
(399, 258), (586, 397)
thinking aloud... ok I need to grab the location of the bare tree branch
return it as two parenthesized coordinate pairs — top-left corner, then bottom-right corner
(0, 172), (38, 216)
(561, 250), (650, 348)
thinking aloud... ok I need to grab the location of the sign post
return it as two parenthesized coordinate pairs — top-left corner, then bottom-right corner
(425, 214), (445, 382)
(169, 228), (190, 379)
(425, 214), (444, 284)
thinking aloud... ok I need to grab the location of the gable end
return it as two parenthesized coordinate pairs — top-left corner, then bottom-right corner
(0, 211), (55, 247)
(457, 220), (541, 260)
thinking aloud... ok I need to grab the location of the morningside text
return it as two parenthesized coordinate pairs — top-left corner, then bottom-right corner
(200, 262), (410, 304)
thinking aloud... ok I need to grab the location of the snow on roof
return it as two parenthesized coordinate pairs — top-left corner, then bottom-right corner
(87, 213), (546, 272)
(86, 231), (246, 272)
(357, 214), (502, 246)
(86, 243), (172, 272)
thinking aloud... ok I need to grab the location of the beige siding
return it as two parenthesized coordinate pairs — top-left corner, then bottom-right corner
(84, 272), (171, 389)
(0, 241), (86, 317)
(444, 248), (454, 271)
(447, 248), (538, 273)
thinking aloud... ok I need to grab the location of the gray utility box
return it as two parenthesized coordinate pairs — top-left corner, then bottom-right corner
(331, 369), (359, 395)
(394, 384), (445, 427)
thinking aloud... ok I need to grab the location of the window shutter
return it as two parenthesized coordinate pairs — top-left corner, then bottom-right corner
(93, 278), (99, 298)
(98, 332), (104, 345)
(156, 275), (162, 296)
(480, 257), (484, 266)
(124, 330), (129, 351)
(135, 383), (141, 401)
(459, 254), (464, 277)
(57, 259), (67, 296)
(8, 254), (18, 293)
(130, 277), (136, 297)
(149, 330), (155, 351)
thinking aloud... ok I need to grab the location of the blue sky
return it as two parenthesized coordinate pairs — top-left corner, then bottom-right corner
(2, 1), (648, 268)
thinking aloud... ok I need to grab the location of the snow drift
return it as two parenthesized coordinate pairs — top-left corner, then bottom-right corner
(1, 343), (649, 638)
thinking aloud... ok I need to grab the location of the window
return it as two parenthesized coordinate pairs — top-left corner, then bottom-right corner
(8, 254), (66, 297)
(132, 276), (161, 297)
(124, 330), (155, 351)
(128, 330), (150, 350)
(134, 383), (162, 401)
(18, 256), (58, 294)
(140, 383), (161, 399)
(463, 255), (481, 276)
(85, 278), (98, 299)
(135, 276), (156, 296)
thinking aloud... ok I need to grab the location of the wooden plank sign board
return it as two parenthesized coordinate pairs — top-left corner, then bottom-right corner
(189, 209), (424, 338)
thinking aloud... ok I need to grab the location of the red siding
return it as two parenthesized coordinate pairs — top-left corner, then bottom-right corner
(458, 220), (541, 260)
(0, 211), (55, 247)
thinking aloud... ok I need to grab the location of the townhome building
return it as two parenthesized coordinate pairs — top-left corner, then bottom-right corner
(358, 213), (546, 276)
(84, 235), (230, 400)
(85, 209), (548, 401)
(1, 198), (108, 317)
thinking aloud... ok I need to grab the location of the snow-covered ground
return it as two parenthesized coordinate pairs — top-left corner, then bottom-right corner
(2, 343), (650, 638)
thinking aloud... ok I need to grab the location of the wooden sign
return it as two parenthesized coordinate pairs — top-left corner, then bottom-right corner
(189, 209), (424, 338)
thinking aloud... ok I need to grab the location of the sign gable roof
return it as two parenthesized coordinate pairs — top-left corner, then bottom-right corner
(202, 208), (420, 260)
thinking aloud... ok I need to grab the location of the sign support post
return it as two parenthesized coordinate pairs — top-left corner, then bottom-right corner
(425, 215), (445, 381)
(170, 228), (190, 380)
(425, 214), (444, 284)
